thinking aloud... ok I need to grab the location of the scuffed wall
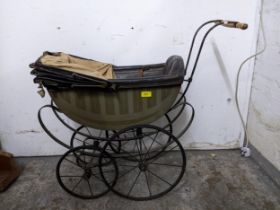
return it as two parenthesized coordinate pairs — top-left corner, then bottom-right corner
(247, 0), (280, 170)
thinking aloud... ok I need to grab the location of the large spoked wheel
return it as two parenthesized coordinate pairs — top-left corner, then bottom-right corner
(56, 145), (118, 199)
(100, 124), (186, 201)
(70, 126), (121, 154)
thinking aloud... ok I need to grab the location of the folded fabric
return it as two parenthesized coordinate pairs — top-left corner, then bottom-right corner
(40, 52), (114, 80)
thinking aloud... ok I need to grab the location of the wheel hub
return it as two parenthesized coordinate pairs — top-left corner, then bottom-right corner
(83, 168), (92, 179)
(138, 162), (147, 171)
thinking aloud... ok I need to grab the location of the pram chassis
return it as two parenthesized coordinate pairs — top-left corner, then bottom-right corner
(34, 20), (248, 200)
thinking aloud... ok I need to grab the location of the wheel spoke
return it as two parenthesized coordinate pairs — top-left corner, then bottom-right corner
(118, 165), (138, 179)
(132, 141), (137, 154)
(142, 139), (149, 153)
(153, 138), (166, 147)
(136, 129), (144, 160)
(104, 165), (138, 185)
(118, 164), (138, 167)
(127, 169), (141, 196)
(142, 138), (151, 160)
(85, 127), (93, 136)
(86, 179), (94, 196)
(93, 169), (115, 175)
(83, 149), (86, 163)
(144, 171), (152, 197)
(143, 130), (159, 161)
(119, 140), (129, 148)
(105, 146), (114, 152)
(147, 169), (172, 186)
(110, 142), (139, 161)
(91, 173), (104, 182)
(87, 148), (96, 166)
(71, 177), (83, 192)
(61, 175), (83, 178)
(139, 139), (144, 161)
(98, 130), (103, 137)
(64, 158), (81, 168)
(135, 140), (143, 161)
(74, 137), (87, 144)
(148, 162), (182, 167)
(147, 143), (179, 164)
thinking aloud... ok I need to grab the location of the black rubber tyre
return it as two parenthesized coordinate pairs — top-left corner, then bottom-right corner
(100, 124), (186, 201)
(56, 145), (118, 199)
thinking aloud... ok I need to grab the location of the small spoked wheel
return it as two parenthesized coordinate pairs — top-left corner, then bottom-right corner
(56, 145), (118, 199)
(100, 124), (186, 201)
(70, 125), (121, 154)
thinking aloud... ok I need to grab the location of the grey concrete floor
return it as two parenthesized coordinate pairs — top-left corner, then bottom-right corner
(0, 150), (280, 210)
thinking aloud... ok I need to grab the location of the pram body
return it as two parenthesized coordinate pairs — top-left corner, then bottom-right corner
(31, 20), (248, 201)
(32, 53), (184, 130)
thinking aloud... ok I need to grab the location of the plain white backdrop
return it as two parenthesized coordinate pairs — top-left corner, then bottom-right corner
(0, 0), (260, 156)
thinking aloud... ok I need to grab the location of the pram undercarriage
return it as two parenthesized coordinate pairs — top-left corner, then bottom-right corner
(31, 20), (247, 200)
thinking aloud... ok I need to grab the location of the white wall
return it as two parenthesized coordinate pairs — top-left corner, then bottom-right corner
(247, 0), (280, 170)
(0, 0), (259, 156)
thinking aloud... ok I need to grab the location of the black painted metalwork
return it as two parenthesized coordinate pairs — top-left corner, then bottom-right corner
(56, 145), (118, 199)
(99, 124), (186, 201)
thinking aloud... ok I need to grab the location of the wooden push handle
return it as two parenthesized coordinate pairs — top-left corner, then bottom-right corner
(221, 20), (248, 30)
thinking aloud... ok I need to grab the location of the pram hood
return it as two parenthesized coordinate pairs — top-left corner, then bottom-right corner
(30, 51), (185, 90)
(34, 52), (114, 80)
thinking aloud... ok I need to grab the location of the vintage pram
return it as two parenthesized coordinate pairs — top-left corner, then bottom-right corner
(30, 20), (248, 200)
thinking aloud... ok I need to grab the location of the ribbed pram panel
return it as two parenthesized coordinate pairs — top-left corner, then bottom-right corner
(49, 86), (180, 130)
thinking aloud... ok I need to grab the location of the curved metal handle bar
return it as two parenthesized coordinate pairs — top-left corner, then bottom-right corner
(166, 94), (195, 139)
(168, 81), (188, 112)
(175, 102), (195, 139)
(38, 105), (71, 149)
(167, 19), (247, 138)
(188, 22), (223, 79)
(184, 20), (221, 74)
(172, 21), (223, 108)
(167, 92), (187, 124)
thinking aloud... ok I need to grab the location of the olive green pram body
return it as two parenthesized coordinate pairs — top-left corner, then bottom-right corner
(50, 86), (180, 130)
